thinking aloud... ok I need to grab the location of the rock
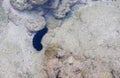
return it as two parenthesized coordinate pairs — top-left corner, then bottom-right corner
(50, 0), (59, 9)
(1, 0), (120, 78)
(43, 1), (120, 77)
(10, 0), (33, 11)
(53, 0), (79, 18)
(46, 14), (62, 29)
(10, 0), (79, 19)
(30, 0), (48, 5)
(25, 15), (46, 32)
(0, 0), (3, 4)
(0, 21), (36, 78)
(8, 8), (46, 32)
(44, 44), (112, 78)
(45, 46), (113, 78)
(109, 59), (120, 78)
(43, 1), (120, 60)
(45, 58), (62, 78)
(0, 5), (8, 31)
(44, 44), (61, 60)
(53, 4), (71, 19)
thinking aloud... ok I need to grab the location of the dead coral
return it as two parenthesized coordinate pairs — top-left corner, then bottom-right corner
(44, 45), (113, 78)
(44, 44), (62, 60)
(45, 58), (62, 78)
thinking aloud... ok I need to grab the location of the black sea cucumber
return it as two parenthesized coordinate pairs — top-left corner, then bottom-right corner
(32, 26), (48, 51)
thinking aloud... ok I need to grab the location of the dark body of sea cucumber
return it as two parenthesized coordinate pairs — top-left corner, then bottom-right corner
(32, 26), (48, 51)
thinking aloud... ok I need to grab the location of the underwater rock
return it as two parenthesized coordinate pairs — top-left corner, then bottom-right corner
(44, 44), (112, 78)
(43, 1), (120, 78)
(1, 0), (120, 78)
(25, 15), (46, 32)
(10, 0), (79, 18)
(49, 0), (59, 9)
(8, 8), (46, 32)
(10, 0), (33, 11)
(30, 0), (48, 5)
(46, 14), (62, 29)
(53, 0), (79, 18)
(44, 46), (113, 78)
(0, 5), (8, 30)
